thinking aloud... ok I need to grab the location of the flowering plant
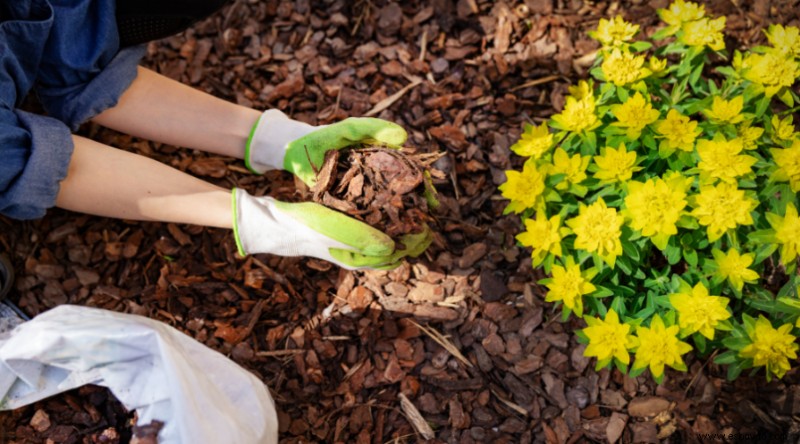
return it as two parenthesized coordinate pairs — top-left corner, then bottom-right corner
(502, 0), (800, 383)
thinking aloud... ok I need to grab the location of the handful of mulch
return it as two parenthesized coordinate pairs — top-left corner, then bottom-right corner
(309, 145), (443, 250)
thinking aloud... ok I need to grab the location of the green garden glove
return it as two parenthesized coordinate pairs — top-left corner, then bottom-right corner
(245, 109), (407, 186)
(233, 188), (432, 270)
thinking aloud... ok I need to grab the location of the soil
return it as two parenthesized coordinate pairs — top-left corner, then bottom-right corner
(2, 1), (800, 443)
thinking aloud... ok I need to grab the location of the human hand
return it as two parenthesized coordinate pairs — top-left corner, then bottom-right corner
(245, 109), (407, 186)
(232, 189), (431, 270)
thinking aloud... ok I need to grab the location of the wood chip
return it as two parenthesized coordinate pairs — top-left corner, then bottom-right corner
(398, 393), (435, 440)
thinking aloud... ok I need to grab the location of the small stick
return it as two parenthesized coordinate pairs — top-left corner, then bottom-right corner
(398, 393), (435, 440)
(304, 145), (320, 176)
(365, 78), (423, 117)
(508, 74), (561, 92)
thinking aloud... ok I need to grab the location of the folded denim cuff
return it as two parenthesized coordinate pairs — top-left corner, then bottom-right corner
(3, 111), (74, 219)
(37, 45), (146, 131)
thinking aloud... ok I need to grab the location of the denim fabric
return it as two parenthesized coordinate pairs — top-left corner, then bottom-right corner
(0, 0), (144, 220)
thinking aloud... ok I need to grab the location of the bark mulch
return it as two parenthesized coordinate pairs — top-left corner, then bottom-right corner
(2, 1), (800, 443)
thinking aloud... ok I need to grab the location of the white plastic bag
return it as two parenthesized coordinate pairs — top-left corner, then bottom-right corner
(0, 304), (278, 444)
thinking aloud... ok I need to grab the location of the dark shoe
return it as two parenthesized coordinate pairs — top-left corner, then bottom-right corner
(0, 254), (12, 301)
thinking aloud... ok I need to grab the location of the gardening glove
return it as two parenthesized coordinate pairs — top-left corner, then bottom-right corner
(232, 188), (432, 270)
(245, 109), (407, 186)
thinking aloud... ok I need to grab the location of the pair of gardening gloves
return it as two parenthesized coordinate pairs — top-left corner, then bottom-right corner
(234, 110), (432, 270)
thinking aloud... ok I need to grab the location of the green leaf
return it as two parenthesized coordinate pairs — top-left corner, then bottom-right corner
(610, 296), (626, 316)
(722, 336), (751, 351)
(651, 26), (678, 41)
(753, 243), (778, 265)
(617, 256), (633, 275)
(677, 215), (700, 230)
(727, 359), (746, 381)
(630, 41), (653, 52)
(713, 350), (738, 365)
(778, 87), (794, 107)
(621, 238), (640, 263)
(664, 242), (681, 265)
(715, 66), (735, 77)
(628, 364), (647, 378)
(683, 248), (698, 268)
(776, 296), (800, 315)
(693, 333), (707, 354)
(617, 87), (630, 103)
(689, 61), (706, 89)
(777, 276), (799, 298)
(755, 94), (770, 117)
(592, 286), (615, 298)
(633, 305), (654, 321)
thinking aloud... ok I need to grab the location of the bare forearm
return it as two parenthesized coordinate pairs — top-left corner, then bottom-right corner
(92, 66), (261, 158)
(55, 135), (233, 228)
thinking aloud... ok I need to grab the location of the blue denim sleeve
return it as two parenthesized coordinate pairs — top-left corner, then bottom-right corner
(0, 0), (74, 220)
(34, 0), (146, 130)
(0, 108), (74, 220)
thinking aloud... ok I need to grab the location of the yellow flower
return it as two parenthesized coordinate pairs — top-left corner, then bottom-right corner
(703, 96), (745, 124)
(739, 51), (800, 97)
(655, 109), (701, 153)
(551, 96), (600, 133)
(658, 0), (705, 27)
(765, 24), (800, 57)
(771, 139), (800, 193)
(593, 143), (641, 183)
(583, 309), (635, 367)
(680, 16), (726, 51)
(711, 248), (759, 291)
(623, 177), (688, 250)
(610, 92), (660, 139)
(662, 170), (695, 194)
(669, 282), (731, 339)
(690, 183), (757, 242)
(591, 16), (639, 48)
(738, 123), (764, 150)
(631, 315), (693, 379)
(567, 198), (624, 267)
(601, 49), (650, 87)
(772, 115), (795, 142)
(517, 211), (568, 267)
(649, 57), (668, 75)
(545, 256), (596, 316)
(499, 161), (546, 214)
(696, 135), (757, 184)
(740, 315), (799, 381)
(568, 80), (593, 101)
(766, 202), (800, 265)
(511, 122), (553, 159)
(548, 148), (590, 190)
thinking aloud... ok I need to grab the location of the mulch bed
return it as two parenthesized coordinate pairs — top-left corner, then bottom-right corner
(2, 0), (800, 443)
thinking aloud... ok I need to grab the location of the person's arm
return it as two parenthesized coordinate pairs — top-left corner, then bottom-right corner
(91, 66), (261, 159)
(55, 134), (233, 228)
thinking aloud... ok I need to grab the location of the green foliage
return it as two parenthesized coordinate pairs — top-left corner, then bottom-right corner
(501, 2), (800, 382)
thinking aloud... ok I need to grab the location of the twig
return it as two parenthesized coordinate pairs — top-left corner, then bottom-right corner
(365, 78), (423, 117)
(398, 393), (435, 440)
(683, 349), (719, 399)
(255, 349), (304, 357)
(508, 74), (561, 92)
(490, 389), (528, 416)
(419, 29), (428, 62)
(304, 145), (320, 176)
(409, 320), (473, 368)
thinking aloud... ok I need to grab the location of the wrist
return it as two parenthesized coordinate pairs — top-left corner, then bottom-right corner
(245, 109), (316, 174)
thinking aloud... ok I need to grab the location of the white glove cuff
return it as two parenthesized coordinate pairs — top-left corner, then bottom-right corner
(233, 189), (352, 264)
(245, 109), (317, 174)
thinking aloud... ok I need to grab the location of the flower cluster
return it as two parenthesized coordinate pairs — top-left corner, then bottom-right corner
(502, 1), (800, 383)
